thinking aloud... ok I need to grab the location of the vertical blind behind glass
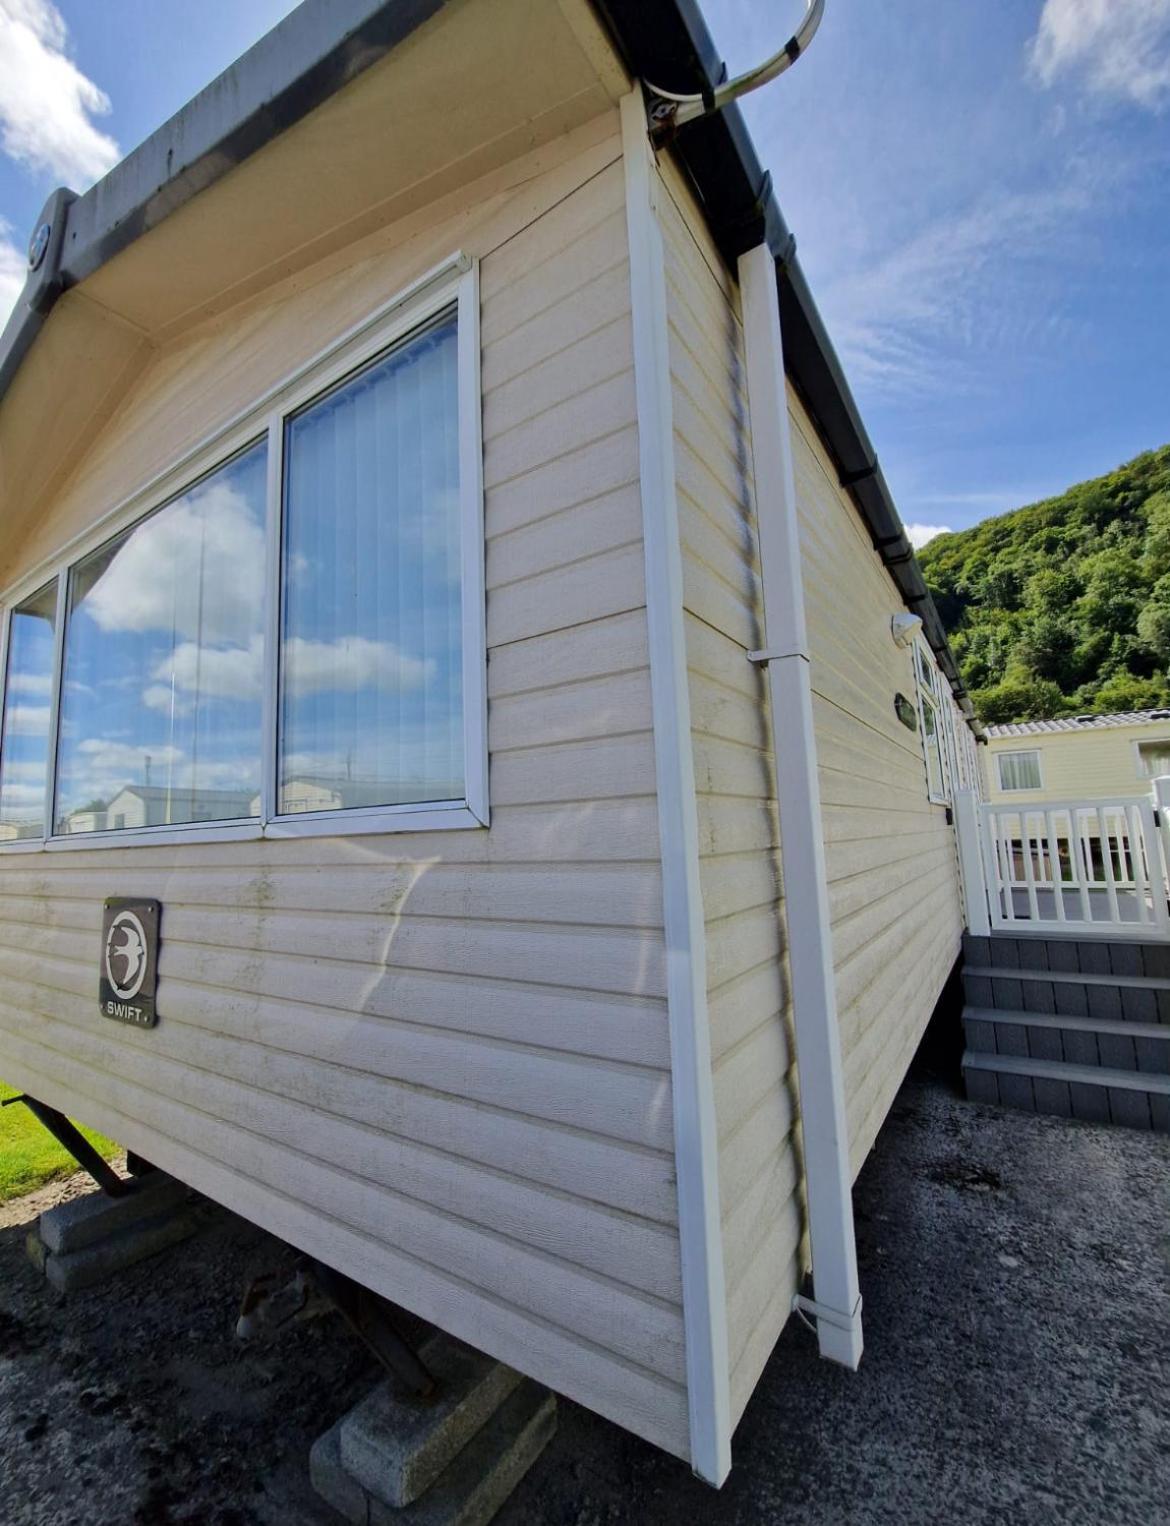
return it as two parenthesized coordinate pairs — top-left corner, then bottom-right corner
(998, 751), (1041, 791)
(280, 312), (463, 814)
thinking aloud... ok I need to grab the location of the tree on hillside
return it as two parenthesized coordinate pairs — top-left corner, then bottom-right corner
(917, 445), (1170, 724)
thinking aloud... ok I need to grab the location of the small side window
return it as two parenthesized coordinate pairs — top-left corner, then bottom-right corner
(996, 749), (1042, 792)
(912, 642), (949, 804)
(1135, 739), (1170, 780)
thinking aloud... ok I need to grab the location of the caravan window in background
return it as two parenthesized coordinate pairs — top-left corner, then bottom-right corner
(279, 312), (463, 815)
(1135, 739), (1170, 780)
(54, 444), (268, 834)
(0, 581), (58, 840)
(913, 642), (950, 804)
(996, 749), (1042, 792)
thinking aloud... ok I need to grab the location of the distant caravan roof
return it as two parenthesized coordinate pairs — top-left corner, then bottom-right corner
(985, 710), (1170, 738)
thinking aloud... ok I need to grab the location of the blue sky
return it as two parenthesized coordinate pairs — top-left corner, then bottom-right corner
(1, 0), (1168, 547)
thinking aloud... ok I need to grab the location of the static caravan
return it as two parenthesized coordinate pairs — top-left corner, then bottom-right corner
(985, 710), (1170, 805)
(0, 0), (981, 1484)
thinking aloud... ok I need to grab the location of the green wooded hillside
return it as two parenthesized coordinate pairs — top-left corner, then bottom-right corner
(917, 444), (1170, 725)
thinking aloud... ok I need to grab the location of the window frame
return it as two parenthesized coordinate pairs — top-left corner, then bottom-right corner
(912, 639), (951, 806)
(995, 748), (1043, 793)
(1132, 737), (1170, 782)
(0, 253), (487, 853)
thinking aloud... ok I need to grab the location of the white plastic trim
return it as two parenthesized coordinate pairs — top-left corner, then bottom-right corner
(738, 240), (863, 1371)
(620, 86), (731, 1488)
(953, 789), (992, 937)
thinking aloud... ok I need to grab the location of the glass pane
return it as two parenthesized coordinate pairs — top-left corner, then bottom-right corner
(999, 751), (1041, 791)
(1137, 741), (1170, 779)
(922, 696), (946, 799)
(279, 312), (463, 814)
(0, 581), (57, 840)
(55, 442), (267, 833)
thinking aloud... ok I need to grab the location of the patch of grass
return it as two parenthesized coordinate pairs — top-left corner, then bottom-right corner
(0, 1081), (120, 1204)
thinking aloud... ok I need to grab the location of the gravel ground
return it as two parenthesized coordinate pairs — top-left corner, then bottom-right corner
(1, 1057), (1167, 1526)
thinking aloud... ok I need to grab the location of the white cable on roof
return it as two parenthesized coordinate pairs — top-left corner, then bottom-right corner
(644, 0), (826, 130)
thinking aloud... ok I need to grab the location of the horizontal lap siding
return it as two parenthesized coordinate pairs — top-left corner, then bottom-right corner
(656, 163), (803, 1435)
(791, 401), (963, 1175)
(0, 120), (694, 1461)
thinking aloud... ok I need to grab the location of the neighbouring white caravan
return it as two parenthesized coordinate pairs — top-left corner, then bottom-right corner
(0, 0), (982, 1483)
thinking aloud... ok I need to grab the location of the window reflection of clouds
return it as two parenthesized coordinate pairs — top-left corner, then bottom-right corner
(0, 581), (57, 838)
(280, 313), (463, 813)
(55, 443), (268, 832)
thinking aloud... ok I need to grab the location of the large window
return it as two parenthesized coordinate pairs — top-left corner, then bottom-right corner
(0, 581), (57, 839)
(0, 261), (485, 848)
(996, 749), (1042, 792)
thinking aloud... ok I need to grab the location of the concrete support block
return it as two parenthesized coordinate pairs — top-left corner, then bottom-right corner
(39, 1174), (191, 1254)
(312, 1379), (555, 1526)
(28, 1175), (208, 1293)
(340, 1335), (522, 1508)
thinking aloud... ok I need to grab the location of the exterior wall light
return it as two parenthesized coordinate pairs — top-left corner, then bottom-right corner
(891, 612), (923, 648)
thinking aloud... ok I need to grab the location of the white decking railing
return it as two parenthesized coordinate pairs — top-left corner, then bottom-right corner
(954, 779), (1170, 940)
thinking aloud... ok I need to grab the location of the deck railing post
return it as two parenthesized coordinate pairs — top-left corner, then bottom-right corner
(954, 789), (991, 936)
(1152, 777), (1170, 915)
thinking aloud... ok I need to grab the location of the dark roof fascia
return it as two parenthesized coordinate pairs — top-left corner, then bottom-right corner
(592, 0), (975, 723)
(0, 0), (447, 399)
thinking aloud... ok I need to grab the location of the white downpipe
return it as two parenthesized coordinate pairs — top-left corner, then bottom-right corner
(620, 88), (732, 1485)
(738, 241), (862, 1369)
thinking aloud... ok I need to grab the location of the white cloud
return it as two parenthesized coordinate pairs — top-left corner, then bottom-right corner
(75, 738), (181, 773)
(8, 667), (52, 697)
(284, 635), (434, 698)
(146, 632), (434, 708)
(905, 523), (950, 550)
(84, 480), (266, 647)
(0, 219), (23, 327)
(0, 0), (120, 184)
(820, 173), (1102, 392)
(5, 702), (49, 734)
(1030, 0), (1170, 110)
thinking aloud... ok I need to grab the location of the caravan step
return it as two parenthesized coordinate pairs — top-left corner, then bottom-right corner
(962, 1050), (1170, 1132)
(962, 965), (1170, 1023)
(962, 1006), (1170, 1075)
(962, 933), (1170, 979)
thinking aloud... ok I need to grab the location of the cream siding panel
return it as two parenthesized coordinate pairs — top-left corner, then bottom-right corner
(0, 119), (697, 1464)
(656, 149), (969, 1431)
(984, 723), (1170, 805)
(654, 159), (803, 1438)
(790, 399), (965, 1173)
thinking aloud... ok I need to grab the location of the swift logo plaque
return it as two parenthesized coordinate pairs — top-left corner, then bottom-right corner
(99, 899), (160, 1028)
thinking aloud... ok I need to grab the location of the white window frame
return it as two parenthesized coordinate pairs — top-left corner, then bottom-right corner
(1132, 737), (1170, 781)
(912, 639), (951, 805)
(995, 748), (1043, 793)
(0, 253), (487, 853)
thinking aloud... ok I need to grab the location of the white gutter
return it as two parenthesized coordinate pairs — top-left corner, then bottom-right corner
(621, 88), (732, 1485)
(737, 241), (863, 1369)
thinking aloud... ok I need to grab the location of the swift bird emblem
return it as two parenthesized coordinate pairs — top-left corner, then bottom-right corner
(110, 922), (146, 988)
